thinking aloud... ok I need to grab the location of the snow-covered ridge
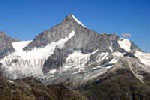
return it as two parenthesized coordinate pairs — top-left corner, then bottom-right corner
(0, 31), (75, 79)
(135, 51), (150, 67)
(71, 15), (86, 27)
(118, 39), (131, 52)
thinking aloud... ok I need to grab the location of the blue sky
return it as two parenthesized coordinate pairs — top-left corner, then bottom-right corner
(0, 0), (149, 52)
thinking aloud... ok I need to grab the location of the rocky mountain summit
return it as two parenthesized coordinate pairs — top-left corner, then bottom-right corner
(0, 14), (150, 100)
(24, 15), (139, 53)
(24, 15), (139, 74)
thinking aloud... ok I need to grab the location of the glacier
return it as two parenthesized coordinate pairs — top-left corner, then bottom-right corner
(0, 31), (75, 79)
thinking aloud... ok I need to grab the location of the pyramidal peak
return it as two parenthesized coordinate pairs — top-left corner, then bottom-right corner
(64, 14), (86, 27)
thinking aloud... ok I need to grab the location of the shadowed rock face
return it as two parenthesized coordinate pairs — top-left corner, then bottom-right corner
(0, 32), (16, 59)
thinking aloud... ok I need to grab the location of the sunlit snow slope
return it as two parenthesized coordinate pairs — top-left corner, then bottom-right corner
(135, 51), (150, 67)
(118, 39), (131, 52)
(0, 31), (75, 79)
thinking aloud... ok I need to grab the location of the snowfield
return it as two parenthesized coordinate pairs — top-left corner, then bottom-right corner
(118, 39), (131, 52)
(0, 31), (75, 79)
(135, 51), (150, 67)
(61, 49), (98, 72)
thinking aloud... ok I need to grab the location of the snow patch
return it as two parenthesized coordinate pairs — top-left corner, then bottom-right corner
(48, 69), (57, 74)
(96, 52), (109, 62)
(8, 80), (14, 84)
(109, 58), (118, 64)
(118, 39), (131, 52)
(110, 52), (124, 64)
(63, 51), (90, 71)
(62, 50), (98, 72)
(12, 41), (32, 52)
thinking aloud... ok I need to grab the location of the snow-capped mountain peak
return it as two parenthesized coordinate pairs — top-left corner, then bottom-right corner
(0, 14), (149, 87)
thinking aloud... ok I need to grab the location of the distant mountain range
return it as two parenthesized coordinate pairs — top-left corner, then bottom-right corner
(0, 14), (150, 100)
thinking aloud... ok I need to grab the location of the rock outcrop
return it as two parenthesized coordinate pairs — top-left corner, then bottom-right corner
(0, 32), (16, 59)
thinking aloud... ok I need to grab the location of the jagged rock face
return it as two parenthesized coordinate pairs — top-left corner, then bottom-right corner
(24, 15), (84, 50)
(24, 15), (122, 52)
(0, 32), (16, 59)
(42, 15), (139, 73)
(24, 15), (139, 52)
(23, 15), (139, 73)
